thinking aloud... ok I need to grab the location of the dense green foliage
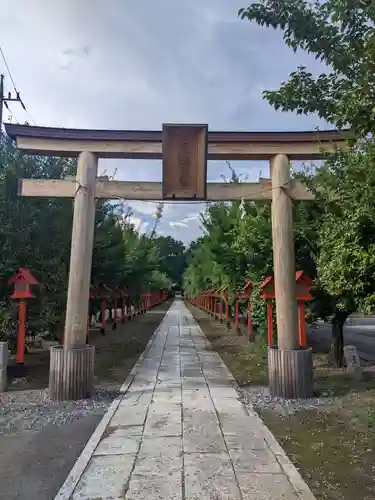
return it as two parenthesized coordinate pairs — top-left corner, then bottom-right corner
(183, 180), (319, 335)
(153, 236), (187, 288)
(0, 137), (174, 341)
(239, 0), (375, 137)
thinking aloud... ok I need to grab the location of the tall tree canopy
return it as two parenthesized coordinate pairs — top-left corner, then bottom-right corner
(239, 0), (375, 136)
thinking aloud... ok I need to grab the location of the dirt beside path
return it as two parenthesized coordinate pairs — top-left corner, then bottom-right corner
(0, 301), (170, 500)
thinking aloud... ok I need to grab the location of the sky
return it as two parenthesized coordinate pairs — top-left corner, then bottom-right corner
(0, 0), (327, 244)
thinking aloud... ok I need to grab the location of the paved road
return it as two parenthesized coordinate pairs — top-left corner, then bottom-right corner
(56, 300), (314, 500)
(309, 316), (375, 364)
(0, 415), (102, 500)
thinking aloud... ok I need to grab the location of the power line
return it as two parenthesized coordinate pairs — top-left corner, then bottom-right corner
(0, 47), (37, 128)
(0, 46), (17, 92)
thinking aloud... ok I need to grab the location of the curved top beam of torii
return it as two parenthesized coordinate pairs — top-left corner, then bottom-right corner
(4, 123), (351, 161)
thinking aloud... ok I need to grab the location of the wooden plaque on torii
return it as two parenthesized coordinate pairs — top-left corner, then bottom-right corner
(162, 123), (208, 200)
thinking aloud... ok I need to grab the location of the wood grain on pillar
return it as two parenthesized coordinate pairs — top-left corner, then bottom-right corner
(270, 154), (299, 350)
(64, 152), (98, 348)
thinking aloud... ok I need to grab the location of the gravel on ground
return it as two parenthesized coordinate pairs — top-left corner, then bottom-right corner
(238, 385), (338, 416)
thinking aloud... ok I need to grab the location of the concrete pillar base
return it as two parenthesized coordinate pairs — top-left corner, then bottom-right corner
(268, 346), (313, 399)
(49, 345), (95, 401)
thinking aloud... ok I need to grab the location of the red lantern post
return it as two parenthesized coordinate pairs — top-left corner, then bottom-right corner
(99, 284), (110, 335)
(243, 280), (253, 341)
(8, 268), (40, 364)
(233, 287), (241, 335)
(259, 276), (276, 346)
(295, 271), (313, 347)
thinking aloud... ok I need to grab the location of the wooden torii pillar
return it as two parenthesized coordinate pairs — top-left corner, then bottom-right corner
(5, 123), (350, 400)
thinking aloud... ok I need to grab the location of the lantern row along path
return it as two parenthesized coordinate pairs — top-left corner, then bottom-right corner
(55, 299), (315, 500)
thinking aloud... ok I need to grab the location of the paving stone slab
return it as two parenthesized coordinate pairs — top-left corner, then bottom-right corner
(182, 389), (213, 409)
(109, 406), (148, 428)
(119, 390), (153, 407)
(183, 408), (226, 453)
(229, 448), (282, 474)
(126, 456), (183, 500)
(224, 432), (268, 451)
(184, 452), (242, 500)
(72, 454), (136, 500)
(94, 430), (141, 456)
(236, 472), (299, 500)
(139, 435), (182, 459)
(144, 407), (182, 437)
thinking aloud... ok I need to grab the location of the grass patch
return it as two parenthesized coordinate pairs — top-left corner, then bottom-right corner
(190, 308), (268, 386)
(187, 303), (375, 500)
(260, 409), (375, 500)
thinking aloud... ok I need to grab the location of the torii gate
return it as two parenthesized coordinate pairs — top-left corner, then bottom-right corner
(5, 123), (350, 400)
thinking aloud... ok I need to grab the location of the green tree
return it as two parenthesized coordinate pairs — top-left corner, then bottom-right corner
(153, 235), (187, 288)
(239, 0), (375, 136)
(301, 139), (375, 364)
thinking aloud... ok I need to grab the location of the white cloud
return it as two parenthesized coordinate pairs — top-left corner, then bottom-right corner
(169, 221), (188, 228)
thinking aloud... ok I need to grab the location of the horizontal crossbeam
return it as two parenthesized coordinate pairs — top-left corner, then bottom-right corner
(5, 124), (351, 160)
(18, 178), (315, 201)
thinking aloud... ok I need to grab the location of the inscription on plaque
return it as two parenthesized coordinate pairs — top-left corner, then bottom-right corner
(178, 140), (191, 190)
(162, 124), (208, 200)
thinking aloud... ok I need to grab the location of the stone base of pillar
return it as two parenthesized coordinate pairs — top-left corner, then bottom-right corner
(0, 342), (7, 392)
(49, 345), (95, 401)
(268, 346), (313, 399)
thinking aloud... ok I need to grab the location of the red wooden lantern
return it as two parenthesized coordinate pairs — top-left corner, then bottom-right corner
(295, 271), (313, 347)
(239, 279), (253, 341)
(8, 268), (40, 364)
(9, 268), (39, 299)
(259, 271), (313, 348)
(259, 275), (276, 347)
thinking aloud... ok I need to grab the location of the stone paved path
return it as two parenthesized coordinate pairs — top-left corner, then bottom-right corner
(55, 300), (315, 500)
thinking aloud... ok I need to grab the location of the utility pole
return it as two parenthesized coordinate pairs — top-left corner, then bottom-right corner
(0, 73), (27, 132)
